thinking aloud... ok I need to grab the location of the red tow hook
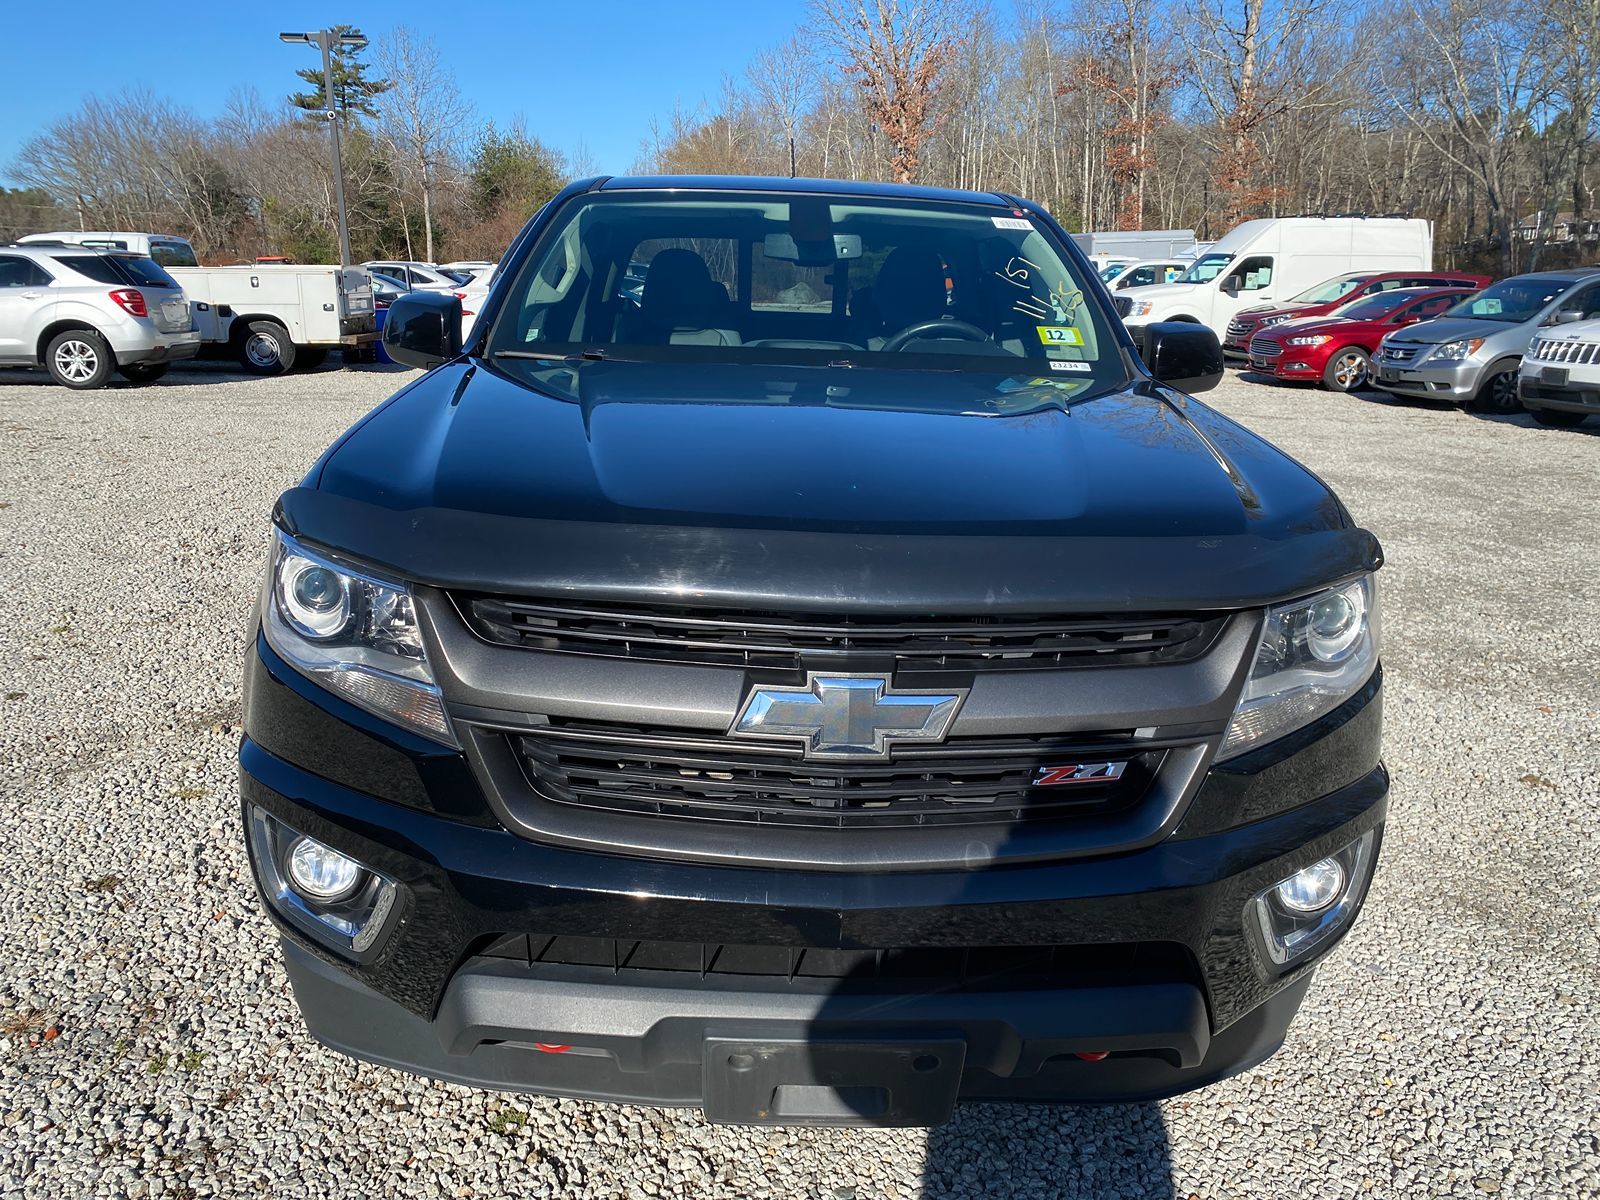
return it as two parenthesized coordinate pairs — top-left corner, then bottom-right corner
(533, 1043), (571, 1054)
(1074, 1050), (1110, 1061)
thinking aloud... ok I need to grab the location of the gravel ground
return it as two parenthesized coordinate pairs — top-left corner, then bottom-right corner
(0, 360), (1596, 1200)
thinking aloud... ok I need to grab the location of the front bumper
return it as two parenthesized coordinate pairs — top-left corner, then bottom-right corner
(1372, 354), (1479, 401)
(1518, 373), (1600, 414)
(240, 635), (1388, 1123)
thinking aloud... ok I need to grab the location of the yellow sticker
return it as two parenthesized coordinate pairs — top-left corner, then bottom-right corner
(1036, 326), (1084, 346)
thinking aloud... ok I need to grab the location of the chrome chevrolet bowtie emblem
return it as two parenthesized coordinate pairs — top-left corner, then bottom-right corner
(731, 674), (965, 760)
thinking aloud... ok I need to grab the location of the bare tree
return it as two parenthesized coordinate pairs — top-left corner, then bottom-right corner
(748, 37), (818, 176)
(1183, 0), (1352, 222)
(375, 26), (472, 262)
(812, 0), (968, 183)
(1384, 0), (1551, 272)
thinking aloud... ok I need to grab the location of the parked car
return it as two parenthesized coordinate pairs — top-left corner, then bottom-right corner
(1371, 270), (1600, 413)
(1103, 259), (1189, 290)
(456, 265), (497, 338)
(1516, 318), (1600, 427)
(362, 261), (461, 292)
(19, 230), (200, 268)
(439, 260), (495, 283)
(0, 242), (199, 387)
(1118, 216), (1435, 341)
(243, 174), (1388, 1128)
(1094, 257), (1138, 282)
(1245, 286), (1476, 390)
(368, 271), (409, 309)
(1223, 270), (1493, 359)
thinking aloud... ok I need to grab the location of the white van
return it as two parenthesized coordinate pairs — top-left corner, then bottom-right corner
(1116, 217), (1433, 340)
(20, 231), (199, 268)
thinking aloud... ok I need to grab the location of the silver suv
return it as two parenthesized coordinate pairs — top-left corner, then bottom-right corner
(1371, 269), (1600, 414)
(0, 243), (200, 388)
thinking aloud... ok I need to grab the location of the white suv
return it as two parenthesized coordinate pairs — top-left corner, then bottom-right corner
(1518, 319), (1600, 428)
(0, 243), (199, 388)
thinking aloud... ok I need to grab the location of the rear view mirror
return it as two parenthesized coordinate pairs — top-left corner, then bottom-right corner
(382, 291), (462, 370)
(763, 233), (863, 264)
(1142, 322), (1224, 394)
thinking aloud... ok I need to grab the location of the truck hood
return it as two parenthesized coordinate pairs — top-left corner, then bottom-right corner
(1384, 316), (1511, 346)
(282, 359), (1380, 612)
(1115, 281), (1205, 307)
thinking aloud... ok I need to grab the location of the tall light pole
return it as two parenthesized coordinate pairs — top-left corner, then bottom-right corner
(280, 28), (369, 267)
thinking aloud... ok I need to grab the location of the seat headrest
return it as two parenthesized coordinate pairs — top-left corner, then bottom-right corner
(641, 248), (722, 329)
(873, 246), (947, 330)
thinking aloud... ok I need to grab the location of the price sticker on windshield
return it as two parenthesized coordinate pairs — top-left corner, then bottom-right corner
(1036, 326), (1084, 346)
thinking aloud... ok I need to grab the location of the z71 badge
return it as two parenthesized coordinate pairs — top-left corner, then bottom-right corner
(1032, 761), (1128, 787)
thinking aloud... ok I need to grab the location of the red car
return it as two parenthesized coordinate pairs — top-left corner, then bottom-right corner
(1246, 286), (1478, 390)
(1223, 269), (1492, 358)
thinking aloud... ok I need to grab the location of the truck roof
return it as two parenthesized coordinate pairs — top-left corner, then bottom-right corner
(594, 175), (1017, 208)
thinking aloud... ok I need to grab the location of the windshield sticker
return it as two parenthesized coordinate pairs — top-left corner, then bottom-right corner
(991, 216), (1034, 230)
(1036, 326), (1084, 346)
(995, 256), (1083, 321)
(1049, 360), (1091, 372)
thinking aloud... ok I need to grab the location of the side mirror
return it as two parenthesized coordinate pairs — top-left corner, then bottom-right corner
(382, 290), (463, 369)
(1142, 321), (1225, 394)
(1220, 276), (1240, 297)
(1551, 309), (1584, 325)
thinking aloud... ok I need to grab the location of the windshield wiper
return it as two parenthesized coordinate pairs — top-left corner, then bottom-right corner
(492, 347), (643, 363)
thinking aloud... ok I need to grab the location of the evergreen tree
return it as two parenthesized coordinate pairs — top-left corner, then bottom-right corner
(288, 25), (391, 120)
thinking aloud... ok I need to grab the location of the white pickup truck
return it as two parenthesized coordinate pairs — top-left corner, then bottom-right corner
(169, 265), (377, 374)
(18, 232), (377, 374)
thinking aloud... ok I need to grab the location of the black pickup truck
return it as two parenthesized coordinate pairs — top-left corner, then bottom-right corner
(240, 176), (1386, 1127)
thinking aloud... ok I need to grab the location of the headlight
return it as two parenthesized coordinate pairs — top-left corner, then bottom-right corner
(1285, 334), (1329, 346)
(1218, 575), (1380, 760)
(261, 528), (456, 745)
(1428, 337), (1485, 363)
(1259, 315), (1288, 327)
(1130, 301), (1154, 318)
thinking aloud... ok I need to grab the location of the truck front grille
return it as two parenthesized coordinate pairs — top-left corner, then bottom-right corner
(515, 720), (1171, 829)
(459, 595), (1224, 676)
(475, 932), (1193, 992)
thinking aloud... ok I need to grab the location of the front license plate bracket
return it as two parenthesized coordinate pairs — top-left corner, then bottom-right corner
(702, 1035), (966, 1127)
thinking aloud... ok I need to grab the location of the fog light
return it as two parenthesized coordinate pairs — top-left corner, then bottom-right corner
(1250, 829), (1377, 967)
(287, 836), (363, 901)
(248, 808), (400, 960)
(1273, 857), (1345, 914)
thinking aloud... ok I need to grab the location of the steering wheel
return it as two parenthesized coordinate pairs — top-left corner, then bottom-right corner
(879, 318), (991, 353)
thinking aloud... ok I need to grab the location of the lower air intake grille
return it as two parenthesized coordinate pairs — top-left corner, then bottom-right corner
(476, 933), (1194, 992)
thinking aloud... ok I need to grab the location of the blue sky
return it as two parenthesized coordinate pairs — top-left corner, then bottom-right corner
(1, 1), (812, 184)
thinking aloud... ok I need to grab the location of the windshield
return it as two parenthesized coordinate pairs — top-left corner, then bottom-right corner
(150, 241), (199, 267)
(1290, 273), (1368, 304)
(1098, 263), (1128, 282)
(1330, 292), (1416, 321)
(487, 190), (1121, 391)
(1177, 253), (1232, 284)
(1443, 277), (1575, 323)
